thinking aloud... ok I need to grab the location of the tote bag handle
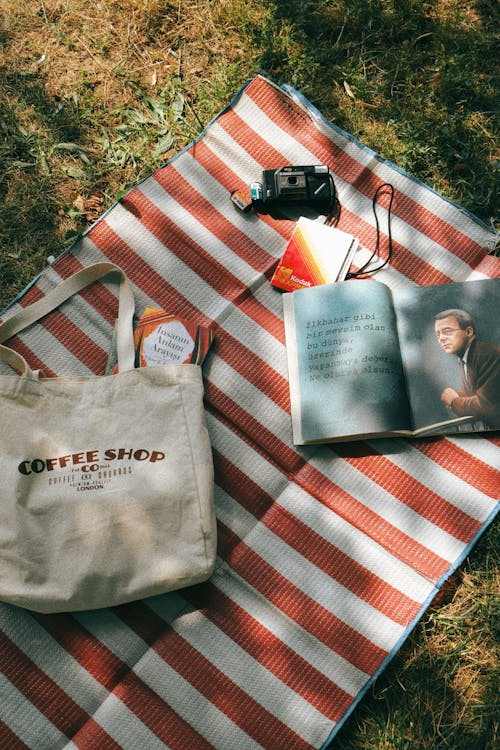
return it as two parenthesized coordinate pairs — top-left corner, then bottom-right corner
(0, 263), (136, 376)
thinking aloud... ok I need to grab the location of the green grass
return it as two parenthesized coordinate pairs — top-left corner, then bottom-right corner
(0, 1), (498, 308)
(0, 1), (498, 747)
(334, 524), (499, 749)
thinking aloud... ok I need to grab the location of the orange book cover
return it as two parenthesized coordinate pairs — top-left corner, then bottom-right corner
(111, 307), (213, 372)
(134, 307), (213, 367)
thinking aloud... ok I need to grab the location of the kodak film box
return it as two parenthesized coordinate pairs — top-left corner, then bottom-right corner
(271, 217), (359, 292)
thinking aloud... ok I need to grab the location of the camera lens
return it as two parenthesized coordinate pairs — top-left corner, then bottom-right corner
(287, 176), (297, 185)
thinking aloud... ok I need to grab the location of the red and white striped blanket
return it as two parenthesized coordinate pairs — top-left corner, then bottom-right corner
(1, 75), (498, 750)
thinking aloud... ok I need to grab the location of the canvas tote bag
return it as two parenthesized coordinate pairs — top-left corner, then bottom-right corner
(0, 263), (217, 613)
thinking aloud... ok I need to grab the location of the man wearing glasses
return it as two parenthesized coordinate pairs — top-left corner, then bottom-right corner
(434, 309), (500, 430)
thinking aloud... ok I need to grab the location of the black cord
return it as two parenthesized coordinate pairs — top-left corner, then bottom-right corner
(345, 182), (395, 279)
(324, 173), (341, 226)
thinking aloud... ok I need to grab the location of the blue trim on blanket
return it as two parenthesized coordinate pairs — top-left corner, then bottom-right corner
(2, 74), (496, 317)
(280, 82), (497, 236)
(319, 499), (499, 749)
(2, 74), (498, 748)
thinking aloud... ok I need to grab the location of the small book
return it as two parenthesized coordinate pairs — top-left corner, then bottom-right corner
(282, 277), (500, 444)
(271, 217), (358, 292)
(133, 307), (213, 367)
(108, 307), (213, 373)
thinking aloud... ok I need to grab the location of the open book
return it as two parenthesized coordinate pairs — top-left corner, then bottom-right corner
(283, 277), (500, 444)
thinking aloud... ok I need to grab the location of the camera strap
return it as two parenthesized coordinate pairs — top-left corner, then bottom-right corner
(230, 176), (395, 278)
(346, 182), (395, 279)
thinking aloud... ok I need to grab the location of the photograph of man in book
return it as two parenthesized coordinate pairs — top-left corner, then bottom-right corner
(434, 308), (500, 430)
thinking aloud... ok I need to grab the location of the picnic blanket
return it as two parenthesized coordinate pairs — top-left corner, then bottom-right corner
(1, 75), (498, 750)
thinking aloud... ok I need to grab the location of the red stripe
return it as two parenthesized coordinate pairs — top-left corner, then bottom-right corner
(88, 219), (212, 318)
(471, 253), (500, 277)
(186, 138), (294, 240)
(88, 221), (291, 409)
(217, 109), (452, 286)
(3, 337), (56, 377)
(183, 581), (354, 721)
(9, 252), (121, 329)
(292, 460), (451, 580)
(214, 450), (421, 625)
(205, 381), (301, 472)
(33, 613), (217, 750)
(120, 186), (285, 342)
(152, 169), (280, 269)
(0, 721), (31, 750)
(217, 521), (387, 675)
(114, 602), (317, 750)
(70, 719), (124, 750)
(0, 631), (119, 748)
(244, 77), (488, 266)
(415, 439), (500, 499)
(28, 253), (123, 324)
(334, 443), (482, 542)
(6, 255), (124, 376)
(34, 310), (108, 373)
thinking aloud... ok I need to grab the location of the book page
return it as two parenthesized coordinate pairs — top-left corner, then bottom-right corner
(392, 278), (500, 433)
(283, 280), (412, 443)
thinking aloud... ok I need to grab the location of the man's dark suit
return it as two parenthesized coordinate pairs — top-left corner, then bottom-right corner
(451, 338), (500, 428)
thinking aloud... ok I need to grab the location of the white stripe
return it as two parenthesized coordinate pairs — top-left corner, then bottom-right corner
(147, 596), (334, 746)
(210, 563), (371, 697)
(170, 149), (288, 256)
(216, 485), (407, 651)
(312, 446), (466, 563)
(206, 314), (285, 376)
(86, 693), (173, 750)
(0, 607), (166, 750)
(209, 413), (434, 602)
(76, 609), (266, 750)
(202, 120), (267, 184)
(371, 438), (499, 521)
(254, 84), (495, 248)
(0, 672), (65, 750)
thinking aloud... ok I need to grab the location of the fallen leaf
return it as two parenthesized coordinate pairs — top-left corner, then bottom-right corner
(72, 195), (85, 212)
(343, 81), (355, 99)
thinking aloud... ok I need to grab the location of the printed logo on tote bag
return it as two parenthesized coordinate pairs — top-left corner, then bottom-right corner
(17, 447), (167, 493)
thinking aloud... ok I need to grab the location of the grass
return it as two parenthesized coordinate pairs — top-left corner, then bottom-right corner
(0, 1), (498, 747)
(334, 526), (499, 749)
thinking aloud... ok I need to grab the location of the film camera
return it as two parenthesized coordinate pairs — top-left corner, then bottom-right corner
(250, 165), (338, 219)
